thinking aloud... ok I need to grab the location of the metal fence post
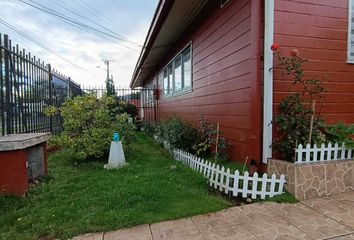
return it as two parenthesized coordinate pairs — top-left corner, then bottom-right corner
(4, 35), (11, 134)
(0, 34), (5, 136)
(48, 64), (53, 132)
(68, 77), (72, 98)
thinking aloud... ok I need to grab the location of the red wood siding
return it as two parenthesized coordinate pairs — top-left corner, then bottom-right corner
(0, 150), (28, 197)
(273, 0), (354, 124)
(144, 0), (261, 163)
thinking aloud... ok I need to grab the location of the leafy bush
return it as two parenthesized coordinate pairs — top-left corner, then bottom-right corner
(192, 116), (230, 160)
(325, 123), (354, 148)
(274, 94), (324, 160)
(140, 121), (156, 136)
(154, 122), (164, 142)
(156, 116), (199, 152)
(155, 116), (230, 160)
(104, 98), (138, 118)
(49, 94), (135, 161)
(272, 46), (326, 161)
(117, 101), (138, 117)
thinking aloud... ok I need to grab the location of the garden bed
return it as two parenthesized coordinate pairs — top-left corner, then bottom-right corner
(0, 133), (231, 240)
(268, 158), (354, 201)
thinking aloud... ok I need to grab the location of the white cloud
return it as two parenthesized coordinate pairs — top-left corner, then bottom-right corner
(0, 0), (156, 88)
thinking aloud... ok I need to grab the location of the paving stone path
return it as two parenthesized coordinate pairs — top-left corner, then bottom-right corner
(72, 191), (354, 240)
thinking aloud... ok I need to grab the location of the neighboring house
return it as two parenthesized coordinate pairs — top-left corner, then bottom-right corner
(130, 0), (354, 166)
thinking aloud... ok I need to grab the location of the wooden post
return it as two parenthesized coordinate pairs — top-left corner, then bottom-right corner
(308, 99), (316, 144)
(215, 122), (219, 161)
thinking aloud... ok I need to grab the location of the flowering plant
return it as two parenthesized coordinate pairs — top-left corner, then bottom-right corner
(272, 45), (326, 161)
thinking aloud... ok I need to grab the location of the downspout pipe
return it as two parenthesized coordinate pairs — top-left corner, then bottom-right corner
(250, 0), (262, 164)
(263, 0), (275, 163)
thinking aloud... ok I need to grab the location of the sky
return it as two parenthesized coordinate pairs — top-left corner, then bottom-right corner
(0, 0), (157, 88)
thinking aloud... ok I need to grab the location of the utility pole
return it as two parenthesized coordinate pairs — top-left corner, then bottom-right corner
(103, 59), (114, 82)
(102, 59), (115, 96)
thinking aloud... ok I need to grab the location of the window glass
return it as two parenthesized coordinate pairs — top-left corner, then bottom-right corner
(163, 69), (168, 95)
(183, 47), (192, 89)
(158, 70), (164, 91)
(348, 1), (354, 62)
(161, 44), (192, 97)
(168, 64), (173, 93)
(174, 56), (182, 91)
(147, 82), (153, 102)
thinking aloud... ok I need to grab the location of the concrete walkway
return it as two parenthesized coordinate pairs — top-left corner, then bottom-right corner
(73, 191), (354, 240)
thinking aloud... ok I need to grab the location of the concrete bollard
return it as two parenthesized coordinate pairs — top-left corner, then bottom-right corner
(104, 132), (127, 169)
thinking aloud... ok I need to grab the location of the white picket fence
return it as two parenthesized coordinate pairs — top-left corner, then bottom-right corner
(295, 142), (354, 164)
(173, 149), (286, 200)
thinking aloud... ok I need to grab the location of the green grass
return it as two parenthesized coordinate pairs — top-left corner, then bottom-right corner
(0, 133), (231, 240)
(262, 191), (298, 204)
(205, 156), (247, 173)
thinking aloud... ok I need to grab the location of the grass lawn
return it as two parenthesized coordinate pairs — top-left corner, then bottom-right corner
(0, 133), (231, 240)
(260, 191), (298, 204)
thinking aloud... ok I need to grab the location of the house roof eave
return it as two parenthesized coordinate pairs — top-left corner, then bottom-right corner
(129, 0), (173, 88)
(130, 0), (208, 88)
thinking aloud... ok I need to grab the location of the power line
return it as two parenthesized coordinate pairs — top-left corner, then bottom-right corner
(46, 0), (134, 43)
(70, 0), (133, 38)
(20, 0), (134, 44)
(18, 0), (142, 49)
(0, 17), (84, 70)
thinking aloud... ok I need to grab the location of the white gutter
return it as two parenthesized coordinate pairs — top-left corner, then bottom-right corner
(263, 0), (274, 163)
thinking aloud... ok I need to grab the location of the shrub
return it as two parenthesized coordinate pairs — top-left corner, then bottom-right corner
(274, 94), (324, 160)
(104, 98), (138, 118)
(272, 46), (326, 161)
(325, 123), (354, 148)
(49, 94), (135, 161)
(140, 121), (156, 136)
(117, 101), (138, 117)
(154, 122), (164, 142)
(192, 116), (230, 161)
(158, 116), (199, 152)
(155, 116), (230, 160)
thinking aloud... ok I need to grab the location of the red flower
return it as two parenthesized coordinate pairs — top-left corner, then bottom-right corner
(289, 49), (299, 57)
(271, 44), (279, 51)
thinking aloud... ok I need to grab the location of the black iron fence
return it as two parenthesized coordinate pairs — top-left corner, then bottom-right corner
(0, 33), (82, 136)
(81, 86), (157, 123)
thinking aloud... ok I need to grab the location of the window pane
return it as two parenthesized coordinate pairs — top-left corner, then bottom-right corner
(183, 47), (192, 89)
(163, 69), (168, 95)
(349, 1), (354, 61)
(174, 56), (182, 91)
(158, 70), (164, 91)
(168, 64), (173, 93)
(145, 89), (148, 103)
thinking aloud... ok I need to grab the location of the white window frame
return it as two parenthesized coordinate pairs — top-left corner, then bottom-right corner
(161, 43), (193, 98)
(347, 0), (354, 63)
(220, 0), (231, 8)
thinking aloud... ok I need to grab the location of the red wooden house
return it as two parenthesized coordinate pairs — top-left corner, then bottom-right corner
(130, 0), (354, 166)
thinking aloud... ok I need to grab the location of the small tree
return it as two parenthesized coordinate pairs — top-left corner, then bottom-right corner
(46, 94), (135, 161)
(272, 45), (326, 160)
(105, 75), (116, 96)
